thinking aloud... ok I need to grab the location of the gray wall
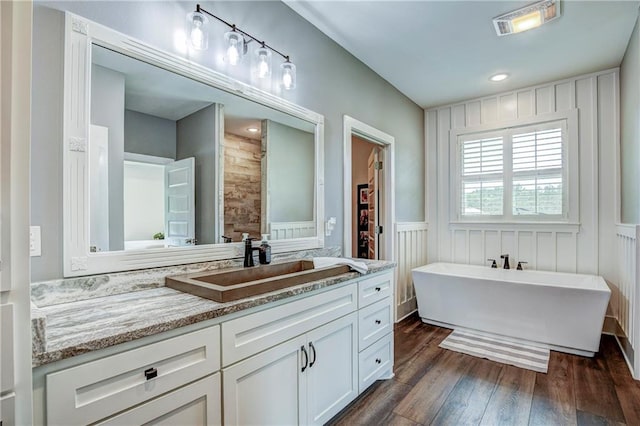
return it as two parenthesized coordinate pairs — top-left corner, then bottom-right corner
(124, 110), (176, 159)
(177, 104), (217, 246)
(621, 16), (640, 223)
(267, 121), (314, 223)
(30, 1), (424, 281)
(91, 64), (125, 251)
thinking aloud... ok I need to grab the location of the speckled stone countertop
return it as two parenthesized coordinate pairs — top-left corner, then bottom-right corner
(32, 258), (395, 367)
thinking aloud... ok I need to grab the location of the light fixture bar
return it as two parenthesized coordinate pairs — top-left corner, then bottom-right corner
(194, 4), (291, 62)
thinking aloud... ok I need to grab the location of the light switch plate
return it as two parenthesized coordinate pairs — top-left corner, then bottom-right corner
(30, 226), (41, 257)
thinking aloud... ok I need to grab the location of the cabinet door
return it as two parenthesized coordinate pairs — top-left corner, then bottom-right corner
(305, 312), (358, 425)
(96, 374), (221, 425)
(223, 335), (307, 425)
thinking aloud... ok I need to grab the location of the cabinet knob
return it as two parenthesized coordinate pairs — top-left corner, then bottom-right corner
(144, 367), (158, 380)
(375, 358), (382, 364)
(375, 287), (381, 292)
(375, 319), (381, 324)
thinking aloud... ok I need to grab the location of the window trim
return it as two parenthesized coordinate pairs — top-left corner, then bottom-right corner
(449, 110), (579, 224)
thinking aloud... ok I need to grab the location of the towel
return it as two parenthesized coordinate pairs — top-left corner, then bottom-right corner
(312, 257), (368, 274)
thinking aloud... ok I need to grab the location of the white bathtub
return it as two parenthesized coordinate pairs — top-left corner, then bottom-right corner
(412, 262), (611, 356)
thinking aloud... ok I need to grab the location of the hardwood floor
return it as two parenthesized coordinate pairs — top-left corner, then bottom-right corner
(327, 314), (640, 426)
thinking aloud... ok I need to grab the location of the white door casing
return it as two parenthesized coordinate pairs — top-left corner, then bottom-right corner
(343, 115), (395, 262)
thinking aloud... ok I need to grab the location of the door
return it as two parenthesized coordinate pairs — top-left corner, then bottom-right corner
(367, 148), (381, 259)
(164, 157), (195, 247)
(223, 335), (307, 425)
(306, 313), (358, 425)
(89, 125), (110, 252)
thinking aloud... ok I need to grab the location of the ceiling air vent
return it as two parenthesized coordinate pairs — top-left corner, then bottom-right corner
(493, 0), (561, 36)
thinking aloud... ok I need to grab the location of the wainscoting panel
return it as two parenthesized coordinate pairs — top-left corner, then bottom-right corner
(449, 225), (578, 272)
(395, 223), (428, 321)
(268, 221), (316, 240)
(615, 224), (639, 378)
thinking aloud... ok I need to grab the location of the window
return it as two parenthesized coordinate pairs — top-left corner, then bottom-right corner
(457, 119), (568, 221)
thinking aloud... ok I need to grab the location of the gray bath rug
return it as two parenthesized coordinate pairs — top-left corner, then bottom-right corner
(439, 328), (550, 373)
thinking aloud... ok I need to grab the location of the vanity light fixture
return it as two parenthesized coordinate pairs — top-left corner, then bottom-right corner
(489, 73), (509, 82)
(187, 4), (297, 90)
(493, 0), (560, 36)
(246, 127), (260, 133)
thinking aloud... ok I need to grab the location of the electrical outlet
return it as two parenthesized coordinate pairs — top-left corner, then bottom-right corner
(30, 226), (41, 257)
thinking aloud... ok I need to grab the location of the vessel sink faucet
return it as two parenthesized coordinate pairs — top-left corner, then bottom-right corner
(500, 254), (510, 269)
(243, 238), (260, 267)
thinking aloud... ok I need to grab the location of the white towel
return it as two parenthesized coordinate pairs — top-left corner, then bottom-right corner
(312, 257), (368, 274)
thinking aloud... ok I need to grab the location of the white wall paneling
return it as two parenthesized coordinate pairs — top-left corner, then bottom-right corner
(269, 221), (316, 240)
(426, 69), (619, 278)
(394, 222), (428, 321)
(615, 224), (640, 379)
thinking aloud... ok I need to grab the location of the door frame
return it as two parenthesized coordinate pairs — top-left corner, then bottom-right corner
(342, 115), (395, 262)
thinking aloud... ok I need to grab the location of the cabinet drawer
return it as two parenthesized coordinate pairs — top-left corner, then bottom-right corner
(358, 332), (393, 393)
(47, 326), (220, 426)
(222, 284), (357, 366)
(358, 271), (393, 308)
(96, 373), (221, 425)
(358, 298), (392, 351)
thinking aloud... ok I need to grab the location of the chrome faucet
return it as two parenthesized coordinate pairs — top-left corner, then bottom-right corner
(243, 238), (260, 267)
(500, 254), (510, 269)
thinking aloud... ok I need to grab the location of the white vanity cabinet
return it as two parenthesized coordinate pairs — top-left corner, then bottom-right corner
(223, 312), (358, 426)
(39, 268), (395, 425)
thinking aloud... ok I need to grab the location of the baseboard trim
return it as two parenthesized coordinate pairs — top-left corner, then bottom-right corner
(603, 315), (637, 380)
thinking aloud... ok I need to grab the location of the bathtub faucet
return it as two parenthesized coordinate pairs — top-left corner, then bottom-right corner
(487, 258), (497, 268)
(500, 254), (510, 269)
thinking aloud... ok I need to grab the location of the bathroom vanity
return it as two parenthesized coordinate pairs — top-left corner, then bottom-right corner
(31, 262), (395, 425)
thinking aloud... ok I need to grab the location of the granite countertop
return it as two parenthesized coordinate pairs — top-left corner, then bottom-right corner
(32, 259), (395, 367)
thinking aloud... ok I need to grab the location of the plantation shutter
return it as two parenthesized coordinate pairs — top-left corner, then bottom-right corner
(460, 136), (504, 216)
(512, 127), (563, 216)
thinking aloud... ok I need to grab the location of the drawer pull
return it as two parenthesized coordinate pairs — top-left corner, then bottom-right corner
(301, 345), (309, 372)
(375, 358), (382, 364)
(144, 367), (158, 380)
(375, 287), (381, 292)
(309, 342), (317, 368)
(375, 319), (381, 324)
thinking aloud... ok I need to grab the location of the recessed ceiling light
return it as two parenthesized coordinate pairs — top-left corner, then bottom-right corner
(490, 73), (509, 82)
(247, 127), (259, 133)
(493, 0), (561, 36)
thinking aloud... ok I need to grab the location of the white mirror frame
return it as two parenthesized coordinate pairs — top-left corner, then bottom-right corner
(62, 13), (325, 277)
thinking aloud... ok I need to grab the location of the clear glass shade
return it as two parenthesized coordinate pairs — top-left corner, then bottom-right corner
(187, 11), (209, 50)
(280, 61), (296, 90)
(252, 46), (272, 79)
(224, 31), (244, 65)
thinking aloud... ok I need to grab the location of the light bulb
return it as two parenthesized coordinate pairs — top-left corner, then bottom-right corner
(258, 53), (269, 78)
(280, 61), (296, 90)
(224, 31), (244, 65)
(186, 11), (208, 50)
(252, 46), (272, 80)
(282, 69), (293, 89)
(227, 39), (239, 65)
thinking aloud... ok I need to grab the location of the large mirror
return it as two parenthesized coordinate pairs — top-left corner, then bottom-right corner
(63, 13), (324, 276)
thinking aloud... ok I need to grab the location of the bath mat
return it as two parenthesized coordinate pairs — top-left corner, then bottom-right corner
(439, 329), (550, 373)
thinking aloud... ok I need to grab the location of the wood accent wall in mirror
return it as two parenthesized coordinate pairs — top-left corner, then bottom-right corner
(63, 13), (325, 277)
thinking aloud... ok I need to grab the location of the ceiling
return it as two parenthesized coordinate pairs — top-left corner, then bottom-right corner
(285, 0), (640, 109)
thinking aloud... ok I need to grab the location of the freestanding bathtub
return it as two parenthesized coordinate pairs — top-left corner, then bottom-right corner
(412, 263), (611, 356)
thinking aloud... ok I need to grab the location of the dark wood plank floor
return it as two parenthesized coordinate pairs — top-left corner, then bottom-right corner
(327, 314), (640, 426)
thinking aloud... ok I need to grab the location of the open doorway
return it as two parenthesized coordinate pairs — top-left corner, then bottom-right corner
(343, 116), (395, 262)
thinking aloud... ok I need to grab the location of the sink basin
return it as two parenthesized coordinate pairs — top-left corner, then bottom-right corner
(165, 260), (352, 303)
